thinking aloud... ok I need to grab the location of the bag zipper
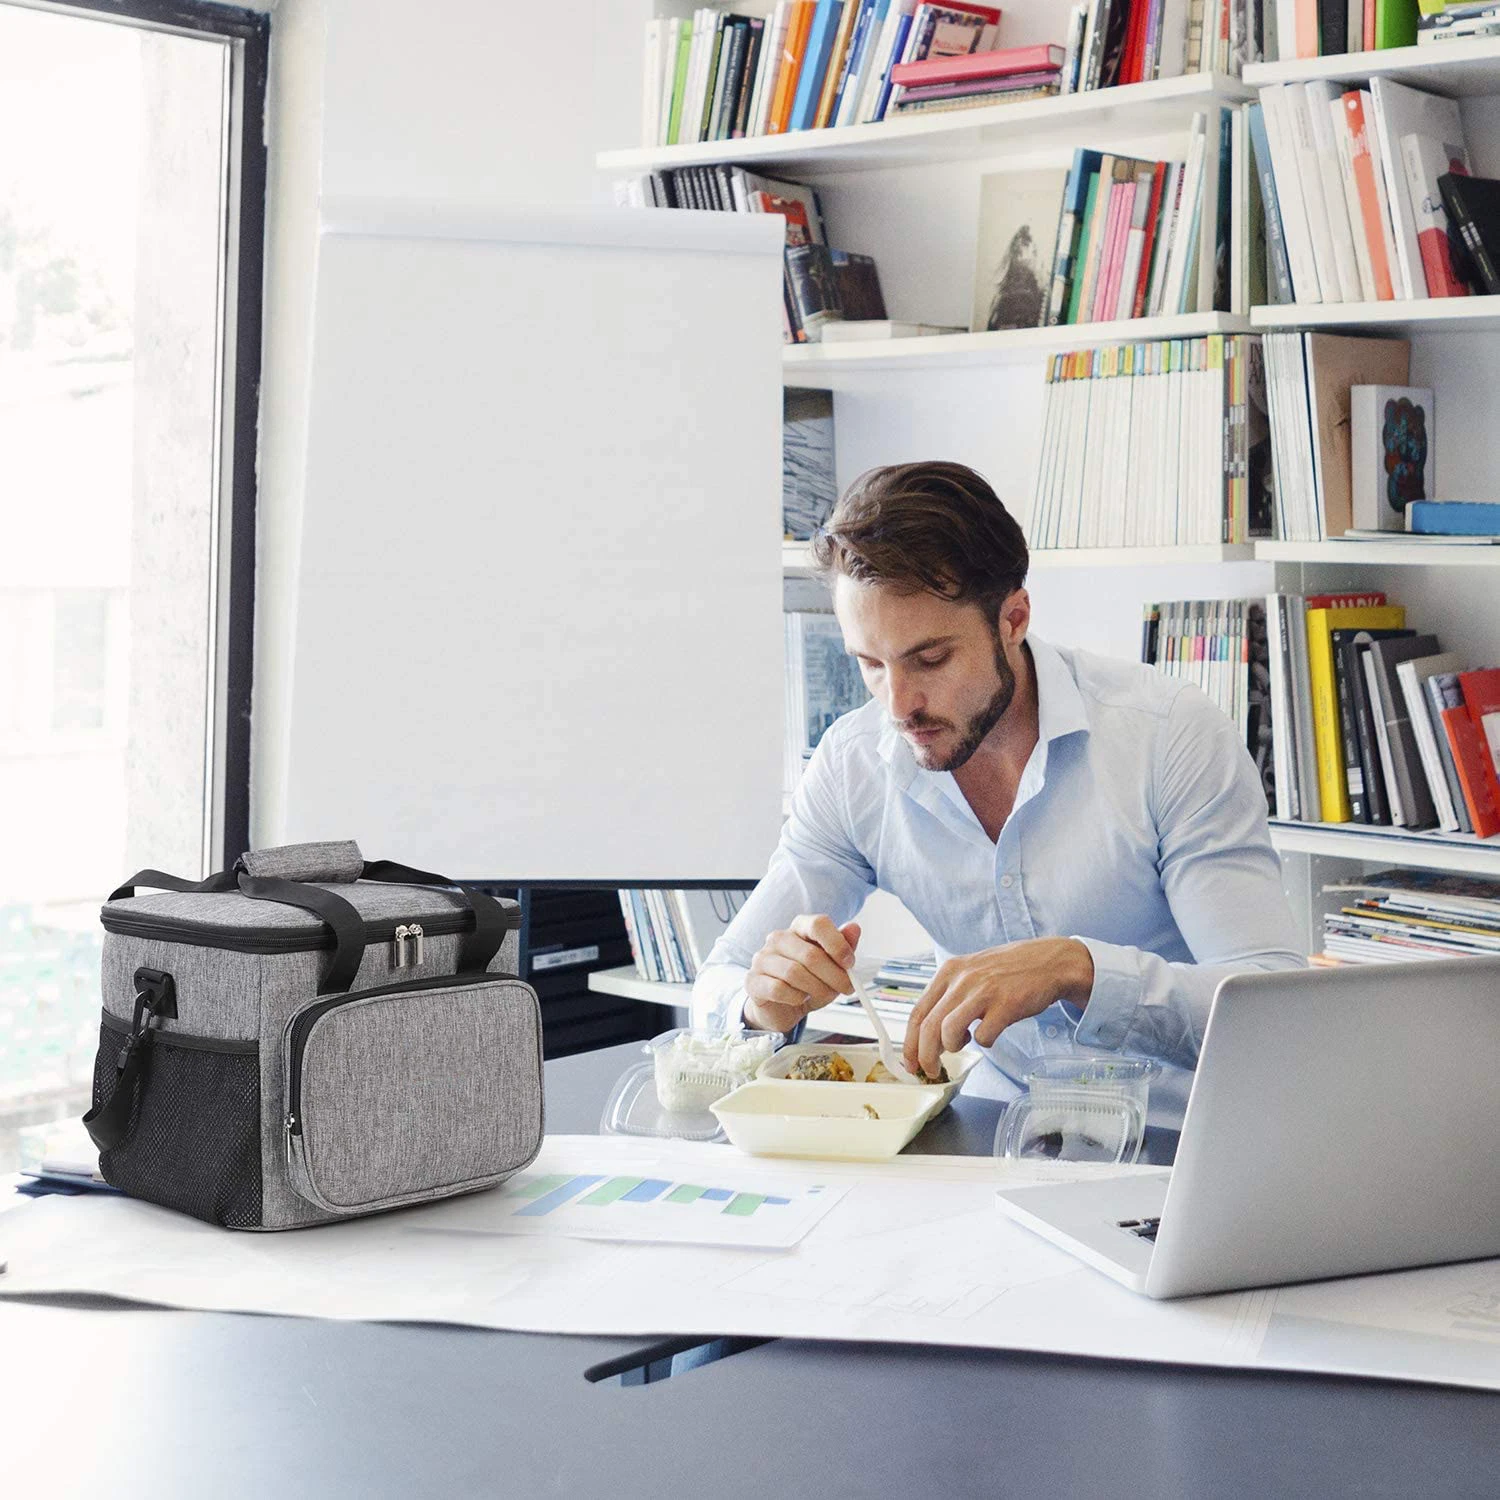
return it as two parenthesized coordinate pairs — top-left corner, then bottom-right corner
(101, 908), (488, 956)
(284, 970), (520, 1135)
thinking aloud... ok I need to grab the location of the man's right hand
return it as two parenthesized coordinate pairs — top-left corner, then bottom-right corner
(743, 915), (862, 1034)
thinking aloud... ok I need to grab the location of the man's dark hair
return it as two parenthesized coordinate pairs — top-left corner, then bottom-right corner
(810, 461), (1029, 624)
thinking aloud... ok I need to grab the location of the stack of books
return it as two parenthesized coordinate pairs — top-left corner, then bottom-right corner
(1319, 869), (1500, 964)
(612, 163), (890, 343)
(1266, 588), (1500, 837)
(1251, 81), (1475, 305)
(820, 952), (936, 1032)
(1029, 333), (1272, 549)
(1418, 0), (1500, 43)
(785, 612), (870, 798)
(641, 1), (1004, 147)
(619, 889), (748, 984)
(1262, 332), (1414, 542)
(1044, 123), (1214, 325)
(887, 42), (1065, 114)
(1059, 0), (1264, 93)
(1274, 0), (1418, 54)
(638, 0), (1251, 150)
(1142, 600), (1271, 795)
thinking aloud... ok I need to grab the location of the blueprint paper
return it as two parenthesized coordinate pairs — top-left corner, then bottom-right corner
(2, 1135), (1498, 1393)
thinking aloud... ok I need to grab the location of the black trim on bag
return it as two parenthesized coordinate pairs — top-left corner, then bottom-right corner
(100, 1009), (260, 1055)
(285, 972), (536, 1135)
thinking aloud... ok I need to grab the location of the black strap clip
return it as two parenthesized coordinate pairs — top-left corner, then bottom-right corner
(117, 968), (178, 1070)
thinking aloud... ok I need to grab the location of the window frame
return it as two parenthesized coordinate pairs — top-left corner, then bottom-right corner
(7, 0), (268, 872)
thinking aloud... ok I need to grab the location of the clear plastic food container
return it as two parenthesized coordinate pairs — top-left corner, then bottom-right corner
(994, 1055), (1158, 1164)
(648, 1027), (779, 1113)
(599, 1061), (725, 1143)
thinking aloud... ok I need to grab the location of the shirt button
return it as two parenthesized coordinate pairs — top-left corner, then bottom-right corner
(1046, 1025), (1060, 1038)
(1000, 874), (1014, 889)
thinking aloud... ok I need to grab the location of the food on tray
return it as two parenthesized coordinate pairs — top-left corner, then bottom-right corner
(787, 1051), (855, 1082)
(862, 1104), (880, 1120)
(867, 1059), (950, 1084)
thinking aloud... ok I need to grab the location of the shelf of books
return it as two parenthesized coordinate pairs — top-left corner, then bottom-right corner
(1258, 539), (1500, 564)
(604, 72), (1252, 175)
(1251, 298), (1500, 335)
(781, 312), (1253, 376)
(1244, 36), (1500, 94)
(1270, 821), (1500, 877)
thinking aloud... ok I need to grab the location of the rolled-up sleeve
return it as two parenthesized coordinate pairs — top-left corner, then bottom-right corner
(1072, 685), (1305, 1068)
(691, 729), (877, 1031)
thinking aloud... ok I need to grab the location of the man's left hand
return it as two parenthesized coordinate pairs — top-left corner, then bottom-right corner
(904, 937), (1096, 1081)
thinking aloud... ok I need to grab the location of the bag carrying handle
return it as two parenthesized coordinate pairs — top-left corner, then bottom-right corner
(108, 848), (518, 996)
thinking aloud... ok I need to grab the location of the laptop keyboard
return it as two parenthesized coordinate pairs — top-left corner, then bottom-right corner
(1117, 1216), (1161, 1243)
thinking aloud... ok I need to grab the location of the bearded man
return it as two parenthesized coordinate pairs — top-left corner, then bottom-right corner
(691, 461), (1304, 1126)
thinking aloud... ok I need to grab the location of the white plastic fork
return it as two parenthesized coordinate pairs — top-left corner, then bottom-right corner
(849, 975), (925, 1086)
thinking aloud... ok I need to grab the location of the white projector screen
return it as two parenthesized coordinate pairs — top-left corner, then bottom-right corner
(283, 203), (787, 881)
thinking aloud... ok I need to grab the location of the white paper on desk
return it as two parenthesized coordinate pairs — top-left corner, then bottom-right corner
(3, 1134), (1499, 1394)
(410, 1156), (847, 1249)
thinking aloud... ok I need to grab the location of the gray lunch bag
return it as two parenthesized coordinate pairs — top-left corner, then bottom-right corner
(84, 840), (544, 1229)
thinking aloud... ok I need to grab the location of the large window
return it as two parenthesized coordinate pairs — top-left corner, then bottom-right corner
(0, 0), (264, 1170)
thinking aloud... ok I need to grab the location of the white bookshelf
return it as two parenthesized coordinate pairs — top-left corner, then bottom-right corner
(1270, 822), (1500, 877)
(785, 540), (1255, 575)
(585, 965), (901, 1042)
(1251, 297), (1500, 336)
(1244, 36), (1500, 94)
(600, 72), (1252, 175)
(588, 965), (690, 1006)
(1257, 540), (1500, 565)
(783, 313), (1252, 381)
(602, 31), (1500, 966)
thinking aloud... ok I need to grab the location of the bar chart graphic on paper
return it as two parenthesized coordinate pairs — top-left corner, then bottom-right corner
(466, 1169), (848, 1249)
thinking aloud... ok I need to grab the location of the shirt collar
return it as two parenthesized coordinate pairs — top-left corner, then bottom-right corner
(874, 634), (1090, 837)
(1028, 634), (1092, 746)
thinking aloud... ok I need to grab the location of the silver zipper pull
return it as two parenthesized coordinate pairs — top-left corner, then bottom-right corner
(393, 924), (410, 968)
(408, 923), (424, 967)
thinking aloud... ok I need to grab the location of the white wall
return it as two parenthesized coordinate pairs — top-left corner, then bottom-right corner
(253, 0), (652, 849)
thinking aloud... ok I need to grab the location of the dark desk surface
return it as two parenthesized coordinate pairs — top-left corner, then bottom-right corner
(3, 1042), (1496, 1500)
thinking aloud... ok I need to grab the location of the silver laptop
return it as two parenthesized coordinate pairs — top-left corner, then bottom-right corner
(994, 957), (1500, 1299)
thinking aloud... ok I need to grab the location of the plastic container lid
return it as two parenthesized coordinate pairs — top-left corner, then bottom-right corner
(599, 1060), (727, 1143)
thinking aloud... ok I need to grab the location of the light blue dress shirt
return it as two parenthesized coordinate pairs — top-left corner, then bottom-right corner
(692, 635), (1306, 1127)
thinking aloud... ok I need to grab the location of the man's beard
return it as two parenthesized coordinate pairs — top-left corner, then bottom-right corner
(902, 636), (1017, 772)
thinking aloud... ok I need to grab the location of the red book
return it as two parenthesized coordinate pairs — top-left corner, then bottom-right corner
(1121, 0), (1150, 86)
(1362, 0), (1376, 52)
(1439, 701), (1500, 839)
(890, 42), (1062, 87)
(1459, 668), (1500, 780)
(1130, 163), (1169, 317)
(1305, 591), (1386, 608)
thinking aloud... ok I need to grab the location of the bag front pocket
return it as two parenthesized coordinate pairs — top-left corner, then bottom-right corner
(92, 1011), (263, 1228)
(283, 974), (543, 1216)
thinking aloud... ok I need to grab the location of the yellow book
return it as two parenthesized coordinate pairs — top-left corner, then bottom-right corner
(1305, 604), (1406, 823)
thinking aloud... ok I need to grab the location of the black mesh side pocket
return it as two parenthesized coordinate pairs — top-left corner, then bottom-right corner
(91, 1013), (263, 1229)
